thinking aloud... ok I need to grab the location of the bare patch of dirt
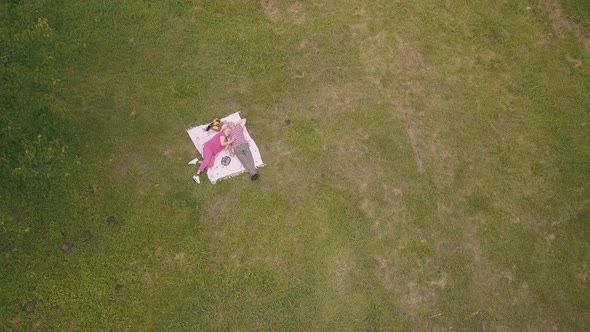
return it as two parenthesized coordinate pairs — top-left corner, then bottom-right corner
(540, 0), (590, 54)
(361, 198), (377, 218)
(354, 7), (367, 18)
(565, 54), (583, 68)
(143, 272), (155, 289)
(394, 34), (427, 70)
(288, 1), (306, 25)
(329, 256), (352, 294)
(428, 272), (448, 289)
(174, 252), (186, 262)
(297, 38), (317, 51)
(8, 317), (22, 328)
(162, 148), (173, 157)
(375, 255), (435, 313)
(32, 320), (42, 329)
(261, 0), (307, 25)
(576, 264), (588, 283)
(60, 242), (74, 254)
(350, 22), (368, 39)
(261, 0), (281, 23)
(247, 253), (290, 275)
(404, 281), (435, 310)
(172, 251), (195, 274)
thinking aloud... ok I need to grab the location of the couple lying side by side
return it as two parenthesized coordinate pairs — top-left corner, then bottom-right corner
(190, 118), (259, 184)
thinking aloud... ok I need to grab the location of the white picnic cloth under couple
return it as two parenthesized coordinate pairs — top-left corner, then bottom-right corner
(187, 112), (265, 184)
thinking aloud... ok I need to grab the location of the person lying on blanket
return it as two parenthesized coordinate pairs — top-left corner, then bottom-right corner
(191, 126), (234, 184)
(227, 118), (259, 181)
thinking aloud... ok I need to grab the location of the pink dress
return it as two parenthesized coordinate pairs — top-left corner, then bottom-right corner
(199, 131), (225, 172)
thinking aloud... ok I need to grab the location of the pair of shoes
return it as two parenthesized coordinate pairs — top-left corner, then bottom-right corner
(251, 173), (259, 181)
(188, 158), (200, 165)
(193, 175), (200, 184)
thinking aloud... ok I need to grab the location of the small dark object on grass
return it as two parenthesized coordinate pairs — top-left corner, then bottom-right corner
(107, 216), (116, 224)
(22, 300), (36, 314)
(115, 284), (124, 291)
(285, 119), (291, 126)
(251, 173), (259, 181)
(60, 242), (74, 254)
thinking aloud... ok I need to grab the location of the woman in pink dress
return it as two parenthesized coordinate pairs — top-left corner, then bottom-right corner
(192, 126), (234, 184)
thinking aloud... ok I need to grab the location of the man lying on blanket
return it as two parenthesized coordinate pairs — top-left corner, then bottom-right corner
(227, 118), (259, 181)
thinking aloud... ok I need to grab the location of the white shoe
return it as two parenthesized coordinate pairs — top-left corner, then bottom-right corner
(193, 175), (200, 184)
(188, 158), (199, 165)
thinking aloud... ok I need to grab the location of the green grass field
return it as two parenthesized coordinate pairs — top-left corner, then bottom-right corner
(2, 0), (589, 330)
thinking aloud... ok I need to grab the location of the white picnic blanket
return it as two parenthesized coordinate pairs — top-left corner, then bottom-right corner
(187, 112), (264, 183)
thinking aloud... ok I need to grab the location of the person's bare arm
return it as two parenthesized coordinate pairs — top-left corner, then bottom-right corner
(226, 143), (235, 156)
(238, 118), (246, 127)
(220, 135), (234, 147)
(224, 142), (233, 153)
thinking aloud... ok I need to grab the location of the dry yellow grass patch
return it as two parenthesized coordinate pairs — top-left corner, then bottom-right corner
(261, 0), (307, 26)
(540, 0), (590, 54)
(375, 255), (437, 316)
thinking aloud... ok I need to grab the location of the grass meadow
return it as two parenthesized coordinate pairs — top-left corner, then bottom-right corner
(1, 0), (589, 330)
